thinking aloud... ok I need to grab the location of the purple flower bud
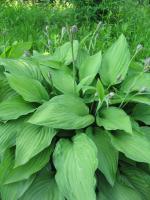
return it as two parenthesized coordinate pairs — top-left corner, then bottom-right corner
(70, 25), (78, 33)
(144, 57), (150, 66)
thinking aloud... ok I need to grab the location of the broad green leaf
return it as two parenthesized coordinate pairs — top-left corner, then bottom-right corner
(96, 107), (132, 134)
(6, 73), (49, 103)
(100, 34), (130, 86)
(28, 95), (94, 129)
(121, 165), (150, 200)
(132, 104), (150, 125)
(76, 48), (89, 69)
(0, 78), (16, 102)
(110, 93), (150, 106)
(0, 147), (52, 184)
(109, 129), (150, 163)
(53, 134), (98, 200)
(0, 175), (35, 200)
(8, 42), (32, 58)
(121, 73), (150, 93)
(0, 58), (42, 81)
(0, 120), (22, 154)
(20, 170), (64, 200)
(53, 40), (79, 65)
(0, 96), (35, 121)
(79, 51), (102, 83)
(15, 124), (56, 166)
(87, 127), (118, 185)
(97, 174), (142, 200)
(50, 68), (76, 94)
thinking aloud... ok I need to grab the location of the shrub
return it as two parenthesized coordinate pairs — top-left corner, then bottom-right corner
(0, 33), (150, 199)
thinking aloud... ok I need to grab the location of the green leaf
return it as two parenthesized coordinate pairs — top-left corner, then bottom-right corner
(15, 124), (56, 166)
(121, 165), (150, 200)
(53, 40), (79, 65)
(109, 128), (150, 163)
(0, 58), (43, 81)
(132, 104), (150, 125)
(97, 174), (142, 200)
(79, 51), (102, 83)
(0, 96), (36, 121)
(0, 120), (22, 154)
(8, 42), (32, 58)
(28, 95), (94, 129)
(20, 170), (64, 200)
(50, 68), (76, 94)
(96, 79), (105, 101)
(6, 73), (49, 103)
(96, 107), (132, 134)
(0, 175), (35, 200)
(53, 134), (98, 200)
(100, 34), (130, 86)
(121, 73), (150, 93)
(87, 127), (118, 186)
(0, 78), (16, 102)
(0, 147), (52, 184)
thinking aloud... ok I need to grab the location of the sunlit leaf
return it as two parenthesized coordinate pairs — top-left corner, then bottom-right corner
(6, 73), (49, 103)
(0, 96), (35, 121)
(100, 34), (130, 86)
(53, 134), (98, 200)
(15, 124), (56, 166)
(28, 95), (94, 129)
(96, 107), (132, 134)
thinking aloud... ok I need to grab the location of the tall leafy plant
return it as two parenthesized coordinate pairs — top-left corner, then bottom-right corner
(0, 34), (150, 200)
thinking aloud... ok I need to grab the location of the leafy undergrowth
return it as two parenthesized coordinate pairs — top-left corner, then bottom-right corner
(0, 34), (150, 200)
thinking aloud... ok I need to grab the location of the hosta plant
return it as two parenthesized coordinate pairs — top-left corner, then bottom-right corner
(0, 34), (150, 200)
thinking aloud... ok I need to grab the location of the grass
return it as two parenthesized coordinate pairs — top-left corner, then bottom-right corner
(0, 0), (150, 58)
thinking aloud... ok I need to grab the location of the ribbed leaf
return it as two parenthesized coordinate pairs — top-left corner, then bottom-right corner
(121, 165), (150, 200)
(79, 51), (102, 83)
(20, 170), (64, 200)
(0, 96), (35, 121)
(0, 147), (51, 184)
(0, 175), (35, 200)
(15, 124), (56, 166)
(100, 34), (130, 86)
(53, 134), (98, 200)
(87, 127), (118, 185)
(97, 174), (142, 200)
(96, 107), (132, 134)
(0, 58), (42, 81)
(0, 120), (21, 153)
(28, 95), (94, 129)
(0, 78), (16, 102)
(132, 104), (150, 125)
(50, 68), (76, 94)
(109, 128), (150, 163)
(121, 73), (150, 93)
(6, 73), (49, 103)
(53, 40), (79, 65)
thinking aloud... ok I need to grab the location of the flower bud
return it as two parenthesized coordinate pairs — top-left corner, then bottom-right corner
(45, 25), (49, 32)
(139, 87), (148, 93)
(136, 44), (143, 52)
(144, 57), (150, 67)
(108, 92), (115, 98)
(70, 25), (78, 33)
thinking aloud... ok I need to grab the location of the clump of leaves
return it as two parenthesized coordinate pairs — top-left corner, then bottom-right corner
(0, 34), (150, 200)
